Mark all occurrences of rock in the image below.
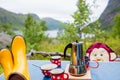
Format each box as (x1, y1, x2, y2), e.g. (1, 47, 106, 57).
(0, 32, 12, 48)
(99, 0, 120, 30)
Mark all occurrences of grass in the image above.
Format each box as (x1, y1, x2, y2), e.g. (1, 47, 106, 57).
(38, 40, 65, 52)
(106, 37, 120, 55)
(0, 65, 3, 74)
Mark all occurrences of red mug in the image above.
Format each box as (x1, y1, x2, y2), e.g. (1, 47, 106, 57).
(40, 64, 57, 77)
(50, 68, 69, 80)
(50, 56, 61, 67)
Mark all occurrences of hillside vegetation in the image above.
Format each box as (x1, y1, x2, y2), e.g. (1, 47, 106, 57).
(99, 0, 120, 30)
(0, 7, 63, 30)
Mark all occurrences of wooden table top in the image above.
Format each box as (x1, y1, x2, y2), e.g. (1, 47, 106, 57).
(65, 64, 91, 80)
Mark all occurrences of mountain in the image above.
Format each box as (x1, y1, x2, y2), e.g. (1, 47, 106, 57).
(0, 7, 63, 30)
(99, 0, 120, 30)
(41, 18, 63, 30)
(0, 7, 40, 28)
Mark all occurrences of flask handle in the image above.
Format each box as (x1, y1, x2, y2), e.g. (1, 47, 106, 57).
(64, 43, 72, 58)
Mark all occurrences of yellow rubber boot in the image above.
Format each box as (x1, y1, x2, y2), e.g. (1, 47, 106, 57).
(9, 36, 31, 80)
(0, 49, 13, 80)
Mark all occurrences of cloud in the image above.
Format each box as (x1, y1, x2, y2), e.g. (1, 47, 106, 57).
(0, 0, 108, 22)
(0, 0, 78, 22)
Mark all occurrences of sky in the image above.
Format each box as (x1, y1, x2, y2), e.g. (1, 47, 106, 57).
(0, 0, 109, 23)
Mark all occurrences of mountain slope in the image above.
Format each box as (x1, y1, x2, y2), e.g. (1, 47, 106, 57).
(41, 18, 63, 30)
(99, 0, 120, 30)
(0, 7, 63, 30)
(0, 7, 40, 28)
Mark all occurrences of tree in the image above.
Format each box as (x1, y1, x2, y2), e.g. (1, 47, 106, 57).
(111, 14, 120, 38)
(87, 20, 107, 42)
(0, 23, 15, 35)
(57, 23, 79, 44)
(72, 0, 90, 38)
(23, 14, 45, 51)
(39, 20, 48, 31)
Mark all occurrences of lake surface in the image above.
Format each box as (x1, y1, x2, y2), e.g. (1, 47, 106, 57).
(14, 30, 59, 38)
(45, 30, 59, 38)
(45, 30, 94, 39)
(15, 30, 94, 39)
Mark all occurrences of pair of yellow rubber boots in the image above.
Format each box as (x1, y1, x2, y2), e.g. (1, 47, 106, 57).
(0, 36, 31, 80)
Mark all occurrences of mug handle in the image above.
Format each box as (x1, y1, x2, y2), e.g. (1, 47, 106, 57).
(63, 73, 69, 80)
(50, 58, 53, 62)
(89, 60, 99, 68)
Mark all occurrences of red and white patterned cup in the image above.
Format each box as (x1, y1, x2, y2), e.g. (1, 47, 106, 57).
(40, 64, 57, 77)
(50, 56, 61, 67)
(50, 68, 69, 80)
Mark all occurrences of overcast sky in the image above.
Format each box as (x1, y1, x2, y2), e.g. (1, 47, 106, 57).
(0, 0, 109, 23)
